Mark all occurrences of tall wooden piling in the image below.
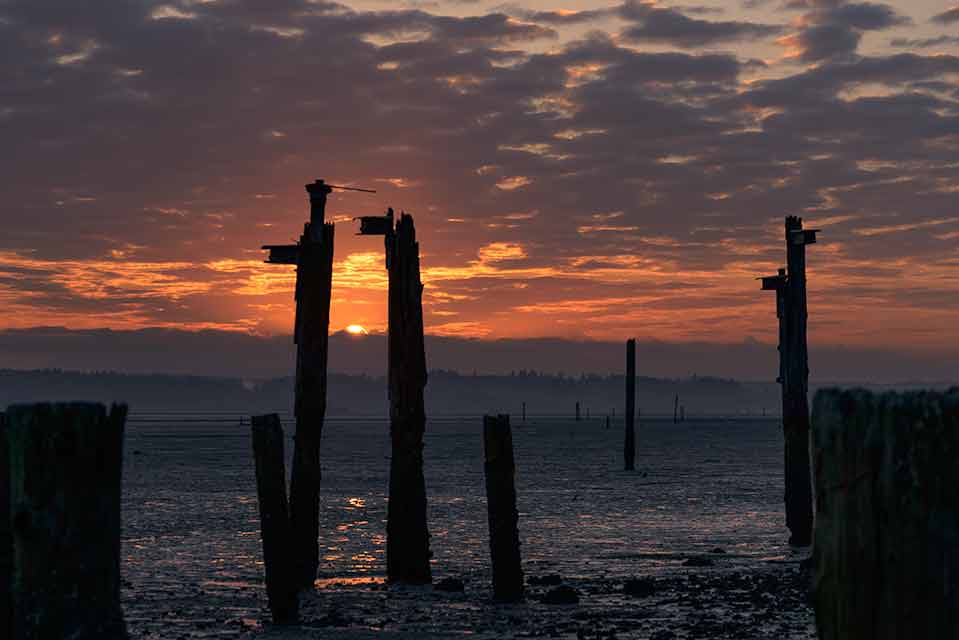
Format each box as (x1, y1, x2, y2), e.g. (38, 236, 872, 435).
(624, 339, 636, 471)
(6, 403, 127, 640)
(761, 217, 818, 546)
(483, 415, 524, 602)
(575, 401, 581, 422)
(386, 212, 432, 584)
(811, 389, 959, 639)
(673, 394, 679, 424)
(251, 414, 298, 624)
(782, 216, 815, 546)
(287, 180, 336, 588)
(1, 412, 10, 639)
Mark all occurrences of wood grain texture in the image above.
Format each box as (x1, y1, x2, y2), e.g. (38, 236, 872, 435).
(289, 220, 334, 589)
(7, 402, 127, 640)
(386, 213, 432, 584)
(812, 389, 959, 640)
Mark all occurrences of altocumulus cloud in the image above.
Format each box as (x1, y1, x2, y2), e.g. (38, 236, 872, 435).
(0, 0, 956, 352)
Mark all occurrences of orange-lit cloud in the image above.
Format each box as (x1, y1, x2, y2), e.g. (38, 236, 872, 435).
(0, 0, 957, 360)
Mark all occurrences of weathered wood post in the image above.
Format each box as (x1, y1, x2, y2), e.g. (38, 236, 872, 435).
(624, 339, 636, 471)
(386, 212, 432, 584)
(680, 406, 685, 422)
(575, 401, 581, 422)
(289, 180, 335, 588)
(251, 414, 298, 624)
(262, 179, 337, 588)
(760, 216, 818, 546)
(673, 394, 679, 424)
(6, 403, 127, 640)
(1, 412, 10, 639)
(811, 389, 959, 639)
(483, 415, 524, 602)
(782, 216, 816, 546)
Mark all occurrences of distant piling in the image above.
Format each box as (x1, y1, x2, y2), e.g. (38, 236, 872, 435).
(673, 394, 679, 424)
(680, 406, 685, 422)
(812, 389, 959, 639)
(386, 212, 432, 584)
(624, 339, 636, 471)
(521, 402, 526, 423)
(6, 403, 128, 639)
(575, 401, 581, 422)
(483, 415, 524, 603)
(251, 414, 298, 624)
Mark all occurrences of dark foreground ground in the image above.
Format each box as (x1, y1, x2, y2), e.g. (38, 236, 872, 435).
(125, 557, 814, 639)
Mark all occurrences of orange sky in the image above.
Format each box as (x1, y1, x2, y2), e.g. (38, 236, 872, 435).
(1, 0, 958, 354)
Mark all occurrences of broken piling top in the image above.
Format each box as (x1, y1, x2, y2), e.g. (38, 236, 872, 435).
(760, 267, 787, 291)
(786, 215, 819, 247)
(305, 179, 333, 226)
(356, 207, 395, 237)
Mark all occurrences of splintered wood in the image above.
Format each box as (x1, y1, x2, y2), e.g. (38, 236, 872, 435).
(386, 213, 432, 584)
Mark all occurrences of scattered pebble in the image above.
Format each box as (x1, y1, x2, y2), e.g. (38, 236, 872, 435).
(542, 585, 580, 605)
(434, 577, 465, 592)
(623, 577, 656, 598)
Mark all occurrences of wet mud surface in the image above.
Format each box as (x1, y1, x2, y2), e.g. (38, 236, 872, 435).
(121, 417, 815, 638)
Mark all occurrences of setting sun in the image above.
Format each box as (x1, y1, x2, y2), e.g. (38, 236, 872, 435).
(345, 324, 368, 335)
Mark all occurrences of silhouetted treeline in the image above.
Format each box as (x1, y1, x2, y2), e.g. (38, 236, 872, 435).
(0, 368, 785, 416)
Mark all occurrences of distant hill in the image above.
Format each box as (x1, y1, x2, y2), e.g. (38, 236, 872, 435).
(1, 327, 955, 385)
(0, 368, 785, 417)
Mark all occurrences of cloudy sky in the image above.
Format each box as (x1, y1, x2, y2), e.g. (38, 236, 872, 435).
(2, 0, 957, 358)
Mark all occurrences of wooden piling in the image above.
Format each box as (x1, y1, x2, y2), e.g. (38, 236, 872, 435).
(6, 403, 127, 640)
(680, 406, 685, 422)
(521, 402, 526, 423)
(288, 181, 335, 588)
(386, 212, 432, 584)
(782, 216, 814, 546)
(673, 394, 679, 424)
(483, 415, 524, 602)
(251, 414, 298, 624)
(575, 401, 581, 422)
(811, 388, 959, 639)
(1, 412, 10, 639)
(624, 339, 636, 471)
